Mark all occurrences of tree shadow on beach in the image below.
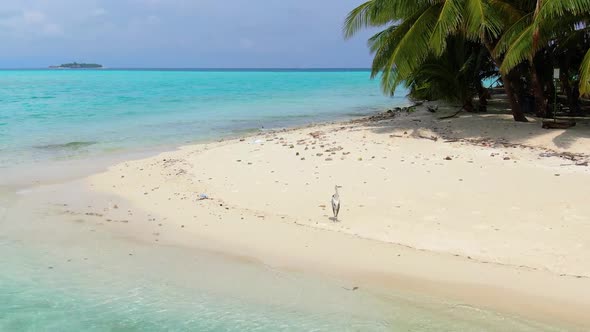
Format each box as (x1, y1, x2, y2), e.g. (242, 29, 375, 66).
(360, 98, 590, 154)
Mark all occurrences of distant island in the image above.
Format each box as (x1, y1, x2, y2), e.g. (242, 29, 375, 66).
(49, 62, 103, 69)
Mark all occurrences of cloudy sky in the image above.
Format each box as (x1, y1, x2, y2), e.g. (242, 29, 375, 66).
(0, 0, 376, 68)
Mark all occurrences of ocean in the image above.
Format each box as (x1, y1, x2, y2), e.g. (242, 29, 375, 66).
(0, 69, 404, 171)
(0, 70, 564, 331)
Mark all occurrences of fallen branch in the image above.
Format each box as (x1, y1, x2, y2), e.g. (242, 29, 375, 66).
(417, 135, 438, 141)
(438, 103, 469, 120)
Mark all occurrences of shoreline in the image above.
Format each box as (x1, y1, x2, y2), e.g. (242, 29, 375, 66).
(5, 185, 562, 331)
(1, 108, 398, 191)
(7, 102, 590, 329)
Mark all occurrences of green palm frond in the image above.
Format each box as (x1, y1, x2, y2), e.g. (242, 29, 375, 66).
(499, 24, 535, 73)
(371, 6, 440, 94)
(414, 63, 459, 89)
(343, 1, 386, 39)
(404, 36, 488, 104)
(537, 0, 590, 19)
(493, 13, 533, 58)
(488, 0, 525, 21)
(459, 52, 478, 75)
(379, 69, 402, 97)
(430, 0, 463, 55)
(384, 5, 439, 69)
(343, 0, 430, 39)
(530, 0, 590, 39)
(580, 49, 590, 96)
(464, 0, 506, 40)
(368, 21, 414, 78)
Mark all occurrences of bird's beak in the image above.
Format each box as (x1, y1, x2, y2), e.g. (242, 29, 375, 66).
(337, 186, 343, 188)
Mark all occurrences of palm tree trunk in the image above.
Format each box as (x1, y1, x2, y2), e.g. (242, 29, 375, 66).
(501, 74, 528, 122)
(559, 61, 573, 113)
(483, 40, 528, 122)
(531, 0, 547, 117)
(476, 80, 489, 112)
(463, 98, 475, 112)
(559, 59, 581, 114)
(530, 65, 547, 117)
(572, 86, 581, 113)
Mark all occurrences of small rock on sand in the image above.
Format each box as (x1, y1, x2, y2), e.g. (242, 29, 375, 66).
(309, 131, 323, 139)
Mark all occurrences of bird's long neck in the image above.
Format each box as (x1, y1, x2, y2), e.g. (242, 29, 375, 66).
(334, 188, 339, 197)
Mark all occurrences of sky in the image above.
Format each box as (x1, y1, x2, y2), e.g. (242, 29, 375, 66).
(0, 0, 377, 68)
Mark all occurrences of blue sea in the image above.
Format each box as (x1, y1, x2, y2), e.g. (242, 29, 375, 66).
(0, 70, 565, 331)
(0, 69, 405, 171)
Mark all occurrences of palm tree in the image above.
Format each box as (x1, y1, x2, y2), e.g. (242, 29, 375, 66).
(405, 36, 497, 112)
(344, 0, 530, 121)
(494, 0, 590, 115)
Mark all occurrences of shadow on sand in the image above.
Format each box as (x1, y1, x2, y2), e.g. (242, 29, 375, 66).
(356, 97, 590, 155)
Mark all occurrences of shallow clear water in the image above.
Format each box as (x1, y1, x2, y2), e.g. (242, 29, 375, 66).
(0, 187, 564, 332)
(0, 69, 405, 169)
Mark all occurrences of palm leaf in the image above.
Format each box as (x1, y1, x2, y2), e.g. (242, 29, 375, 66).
(370, 6, 440, 94)
(368, 22, 414, 76)
(499, 24, 535, 73)
(464, 0, 506, 40)
(343, 1, 385, 39)
(343, 0, 429, 39)
(430, 0, 463, 55)
(580, 49, 590, 96)
(537, 0, 590, 19)
(493, 13, 533, 58)
(382, 5, 439, 77)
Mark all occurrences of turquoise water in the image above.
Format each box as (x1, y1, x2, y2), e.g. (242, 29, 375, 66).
(0, 188, 564, 332)
(0, 69, 405, 169)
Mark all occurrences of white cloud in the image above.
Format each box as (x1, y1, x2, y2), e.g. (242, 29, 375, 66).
(0, 9, 64, 38)
(0, 0, 375, 68)
(23, 10, 45, 24)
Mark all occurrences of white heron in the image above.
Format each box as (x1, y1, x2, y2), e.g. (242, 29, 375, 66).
(331, 185, 342, 221)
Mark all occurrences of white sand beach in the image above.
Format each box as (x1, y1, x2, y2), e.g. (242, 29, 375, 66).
(10, 102, 590, 331)
(43, 102, 589, 329)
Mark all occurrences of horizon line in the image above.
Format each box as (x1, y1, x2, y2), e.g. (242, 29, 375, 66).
(0, 67, 372, 71)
